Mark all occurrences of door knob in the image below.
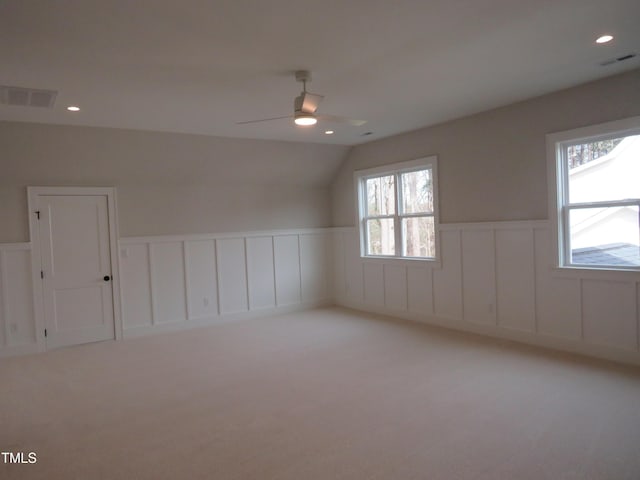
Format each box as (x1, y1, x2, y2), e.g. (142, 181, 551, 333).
(103, 275, 111, 281)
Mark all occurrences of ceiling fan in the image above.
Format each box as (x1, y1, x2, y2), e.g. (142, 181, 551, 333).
(237, 70, 367, 127)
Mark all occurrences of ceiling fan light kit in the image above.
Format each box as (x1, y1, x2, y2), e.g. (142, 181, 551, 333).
(294, 112, 317, 126)
(237, 70, 366, 129)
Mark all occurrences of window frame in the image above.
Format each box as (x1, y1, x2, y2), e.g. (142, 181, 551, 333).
(547, 116, 640, 272)
(354, 156, 439, 262)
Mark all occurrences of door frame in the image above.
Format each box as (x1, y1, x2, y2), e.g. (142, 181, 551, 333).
(28, 186, 123, 351)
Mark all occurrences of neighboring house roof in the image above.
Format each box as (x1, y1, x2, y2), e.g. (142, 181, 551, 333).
(570, 135, 640, 176)
(573, 243, 640, 266)
(568, 135, 640, 239)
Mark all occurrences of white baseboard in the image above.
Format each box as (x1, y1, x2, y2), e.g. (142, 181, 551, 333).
(336, 299, 640, 367)
(0, 342, 41, 359)
(123, 299, 333, 339)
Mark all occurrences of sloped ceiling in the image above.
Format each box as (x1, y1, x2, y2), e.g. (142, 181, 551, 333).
(1, 0, 639, 146)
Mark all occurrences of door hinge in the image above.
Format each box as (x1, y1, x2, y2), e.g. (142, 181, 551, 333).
(41, 270, 44, 279)
(35, 210, 40, 220)
(44, 329, 47, 338)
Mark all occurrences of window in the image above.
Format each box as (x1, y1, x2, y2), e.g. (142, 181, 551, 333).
(355, 157, 438, 260)
(549, 116, 640, 270)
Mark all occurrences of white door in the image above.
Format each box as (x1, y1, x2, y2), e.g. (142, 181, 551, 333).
(37, 194, 115, 349)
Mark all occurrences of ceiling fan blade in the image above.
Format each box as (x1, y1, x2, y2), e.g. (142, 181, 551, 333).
(316, 114, 367, 126)
(236, 115, 292, 125)
(300, 92, 324, 113)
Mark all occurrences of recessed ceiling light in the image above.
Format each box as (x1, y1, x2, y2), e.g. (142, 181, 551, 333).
(596, 35, 613, 44)
(324, 130, 334, 135)
(66, 105, 80, 112)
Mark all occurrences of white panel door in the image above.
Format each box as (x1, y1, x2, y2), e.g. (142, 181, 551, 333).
(39, 195, 115, 349)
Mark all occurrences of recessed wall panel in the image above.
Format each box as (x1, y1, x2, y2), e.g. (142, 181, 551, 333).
(120, 244, 152, 328)
(495, 229, 535, 332)
(344, 230, 364, 303)
(332, 232, 346, 302)
(216, 238, 249, 314)
(363, 263, 385, 308)
(534, 228, 581, 340)
(407, 266, 433, 316)
(246, 237, 276, 310)
(433, 230, 463, 320)
(186, 240, 218, 319)
(1, 250, 36, 345)
(300, 234, 329, 303)
(151, 242, 187, 324)
(274, 235, 301, 306)
(384, 264, 407, 311)
(582, 279, 637, 350)
(461, 230, 496, 325)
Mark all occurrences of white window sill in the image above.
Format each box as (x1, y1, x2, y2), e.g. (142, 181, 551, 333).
(360, 255, 441, 269)
(551, 265, 640, 281)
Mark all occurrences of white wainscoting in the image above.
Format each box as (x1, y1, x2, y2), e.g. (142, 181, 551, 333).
(334, 222, 640, 366)
(3, 223, 640, 365)
(0, 243, 38, 357)
(119, 229, 333, 337)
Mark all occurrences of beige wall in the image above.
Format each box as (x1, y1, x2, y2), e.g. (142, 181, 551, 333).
(0, 123, 349, 242)
(331, 68, 640, 226)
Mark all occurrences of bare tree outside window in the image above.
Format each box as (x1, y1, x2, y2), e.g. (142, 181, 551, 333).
(359, 159, 437, 259)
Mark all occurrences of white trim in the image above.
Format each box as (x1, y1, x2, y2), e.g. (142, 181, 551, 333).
(337, 299, 640, 367)
(27, 186, 124, 350)
(0, 243, 31, 251)
(439, 220, 549, 231)
(354, 156, 440, 262)
(0, 250, 10, 347)
(123, 300, 332, 339)
(546, 116, 640, 272)
(120, 227, 334, 244)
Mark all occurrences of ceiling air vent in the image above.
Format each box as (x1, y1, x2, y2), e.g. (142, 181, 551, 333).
(599, 53, 637, 67)
(0, 86, 58, 108)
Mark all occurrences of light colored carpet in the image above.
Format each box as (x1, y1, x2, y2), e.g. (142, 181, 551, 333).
(1, 307, 640, 480)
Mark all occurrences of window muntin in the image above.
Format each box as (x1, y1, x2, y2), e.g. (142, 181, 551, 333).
(555, 127, 640, 269)
(357, 158, 438, 260)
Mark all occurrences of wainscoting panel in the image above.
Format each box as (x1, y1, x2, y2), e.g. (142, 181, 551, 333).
(119, 244, 153, 328)
(495, 229, 536, 332)
(433, 230, 463, 321)
(216, 238, 249, 315)
(384, 264, 408, 312)
(185, 240, 218, 320)
(4, 223, 639, 365)
(246, 237, 276, 311)
(363, 263, 385, 308)
(582, 279, 637, 351)
(407, 266, 433, 315)
(533, 229, 581, 340)
(332, 231, 346, 302)
(151, 241, 188, 324)
(334, 221, 640, 366)
(461, 229, 496, 326)
(273, 235, 301, 307)
(0, 244, 36, 353)
(119, 229, 333, 338)
(299, 234, 329, 303)
(344, 229, 364, 303)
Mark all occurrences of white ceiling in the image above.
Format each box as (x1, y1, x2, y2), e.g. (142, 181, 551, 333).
(1, 0, 639, 146)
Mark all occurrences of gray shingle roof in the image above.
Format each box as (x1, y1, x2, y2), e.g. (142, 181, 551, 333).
(572, 243, 640, 266)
